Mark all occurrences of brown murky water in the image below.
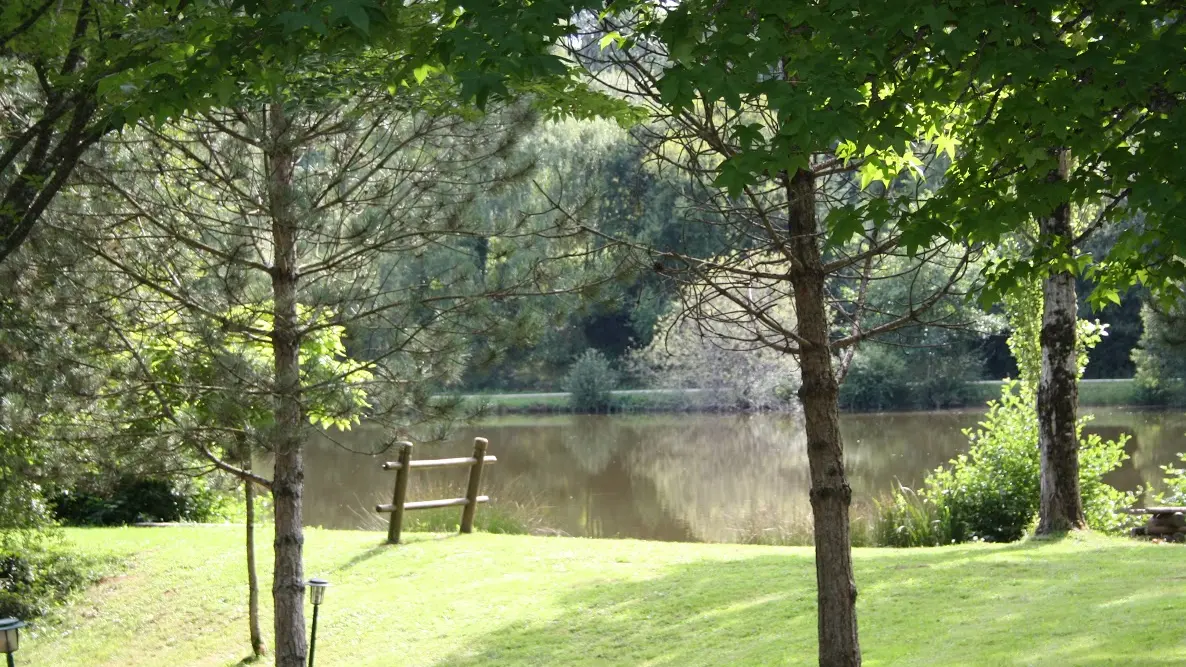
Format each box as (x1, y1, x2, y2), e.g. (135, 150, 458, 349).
(290, 408, 1186, 543)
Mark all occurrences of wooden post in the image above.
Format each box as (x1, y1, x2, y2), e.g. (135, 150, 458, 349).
(387, 441, 413, 544)
(460, 437, 488, 534)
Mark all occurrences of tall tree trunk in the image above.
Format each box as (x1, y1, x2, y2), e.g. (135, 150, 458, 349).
(266, 101, 308, 667)
(245, 460, 266, 657)
(1036, 149, 1085, 534)
(786, 168, 860, 667)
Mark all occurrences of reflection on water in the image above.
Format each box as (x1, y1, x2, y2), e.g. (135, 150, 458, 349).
(284, 408, 1186, 543)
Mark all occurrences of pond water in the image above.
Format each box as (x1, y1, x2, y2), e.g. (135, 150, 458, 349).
(291, 408, 1186, 543)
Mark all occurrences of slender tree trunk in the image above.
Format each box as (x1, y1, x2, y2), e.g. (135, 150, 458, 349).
(266, 101, 308, 667)
(786, 168, 860, 667)
(245, 460, 266, 657)
(1036, 149, 1085, 534)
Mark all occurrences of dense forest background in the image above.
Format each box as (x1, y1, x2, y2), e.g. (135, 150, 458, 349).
(448, 119, 1152, 402)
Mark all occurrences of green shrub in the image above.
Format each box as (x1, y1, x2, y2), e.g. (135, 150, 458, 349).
(912, 353, 980, 409)
(1079, 424, 1140, 533)
(930, 384, 1042, 542)
(876, 381, 1136, 545)
(1131, 374, 1183, 406)
(1150, 453, 1186, 506)
(1132, 303, 1186, 406)
(51, 475, 231, 526)
(0, 432, 54, 532)
(0, 538, 112, 619)
(838, 346, 908, 411)
(839, 344, 983, 412)
(563, 349, 618, 413)
(877, 290, 1138, 546)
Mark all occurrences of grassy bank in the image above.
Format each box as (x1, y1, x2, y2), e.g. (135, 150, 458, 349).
(460, 388, 713, 413)
(467, 378, 1152, 414)
(966, 378, 1146, 408)
(27, 526, 1185, 666)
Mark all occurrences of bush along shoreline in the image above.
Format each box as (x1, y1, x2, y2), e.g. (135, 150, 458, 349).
(875, 300, 1145, 547)
(874, 380, 1138, 547)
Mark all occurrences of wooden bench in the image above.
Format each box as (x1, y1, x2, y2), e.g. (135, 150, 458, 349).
(1123, 506, 1186, 539)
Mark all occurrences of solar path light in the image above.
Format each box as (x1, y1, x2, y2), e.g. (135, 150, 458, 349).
(0, 618, 26, 667)
(307, 578, 329, 666)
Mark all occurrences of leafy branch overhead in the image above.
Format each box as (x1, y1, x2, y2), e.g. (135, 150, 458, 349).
(115, 305, 372, 435)
(0, 0, 639, 266)
(597, 0, 1183, 306)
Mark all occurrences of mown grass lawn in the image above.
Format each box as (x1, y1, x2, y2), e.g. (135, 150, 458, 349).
(24, 526, 1186, 666)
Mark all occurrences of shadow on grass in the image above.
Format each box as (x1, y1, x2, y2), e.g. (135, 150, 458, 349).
(333, 533, 465, 574)
(333, 542, 393, 574)
(430, 541, 1182, 666)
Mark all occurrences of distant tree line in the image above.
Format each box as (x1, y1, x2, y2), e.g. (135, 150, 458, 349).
(452, 130, 1155, 403)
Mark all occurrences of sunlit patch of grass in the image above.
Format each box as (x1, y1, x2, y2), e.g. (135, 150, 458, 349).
(26, 527, 1185, 667)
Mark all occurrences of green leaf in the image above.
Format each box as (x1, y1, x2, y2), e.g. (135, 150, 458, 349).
(933, 132, 960, 161)
(858, 160, 891, 190)
(827, 209, 864, 248)
(656, 67, 695, 111)
(713, 158, 750, 198)
(346, 5, 370, 34)
(732, 123, 763, 151)
(599, 31, 623, 50)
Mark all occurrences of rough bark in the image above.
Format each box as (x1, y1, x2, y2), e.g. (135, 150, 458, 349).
(266, 101, 308, 667)
(786, 168, 861, 667)
(245, 464, 266, 657)
(1036, 149, 1085, 534)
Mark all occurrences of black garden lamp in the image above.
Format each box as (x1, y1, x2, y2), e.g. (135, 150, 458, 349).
(0, 618, 27, 667)
(306, 578, 329, 667)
